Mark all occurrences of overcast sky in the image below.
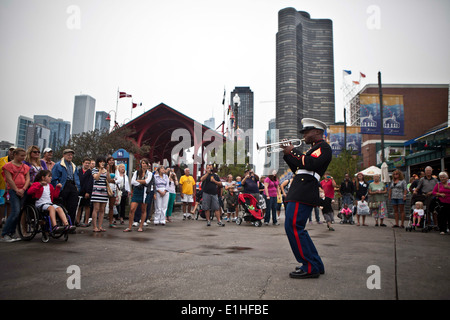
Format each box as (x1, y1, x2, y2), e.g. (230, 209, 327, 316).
(0, 0, 449, 171)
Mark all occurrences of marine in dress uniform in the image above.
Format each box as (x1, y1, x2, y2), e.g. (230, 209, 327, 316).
(282, 118, 332, 279)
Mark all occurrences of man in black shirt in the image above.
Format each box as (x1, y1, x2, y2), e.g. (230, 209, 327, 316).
(281, 118, 332, 279)
(340, 173, 355, 206)
(200, 164, 225, 227)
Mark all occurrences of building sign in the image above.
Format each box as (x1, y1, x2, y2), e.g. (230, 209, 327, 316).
(360, 94, 405, 135)
(328, 125, 361, 155)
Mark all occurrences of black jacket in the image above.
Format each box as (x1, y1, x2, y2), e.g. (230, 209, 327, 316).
(283, 140, 332, 206)
(77, 167, 93, 196)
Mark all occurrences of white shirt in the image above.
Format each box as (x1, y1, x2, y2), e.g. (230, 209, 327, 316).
(115, 171, 131, 193)
(35, 185, 52, 208)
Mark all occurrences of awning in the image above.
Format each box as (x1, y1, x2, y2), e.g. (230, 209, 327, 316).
(404, 126, 450, 146)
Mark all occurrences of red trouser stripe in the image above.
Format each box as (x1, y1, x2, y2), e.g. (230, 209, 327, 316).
(293, 202, 312, 273)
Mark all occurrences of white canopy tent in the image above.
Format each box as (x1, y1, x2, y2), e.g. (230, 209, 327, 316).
(357, 165, 382, 176)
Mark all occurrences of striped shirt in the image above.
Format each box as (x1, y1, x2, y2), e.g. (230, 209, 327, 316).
(91, 167, 108, 203)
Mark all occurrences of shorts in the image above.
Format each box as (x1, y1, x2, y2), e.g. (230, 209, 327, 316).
(40, 204, 61, 212)
(131, 187, 145, 203)
(323, 212, 333, 223)
(391, 198, 405, 205)
(201, 192, 219, 211)
(181, 194, 194, 203)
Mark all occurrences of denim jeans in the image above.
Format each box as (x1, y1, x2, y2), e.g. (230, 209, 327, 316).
(264, 196, 278, 224)
(309, 206, 321, 222)
(1, 190, 25, 237)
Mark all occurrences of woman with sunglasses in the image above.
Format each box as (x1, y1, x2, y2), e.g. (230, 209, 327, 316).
(23, 145, 47, 183)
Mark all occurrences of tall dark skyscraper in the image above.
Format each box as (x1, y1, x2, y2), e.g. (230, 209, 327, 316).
(231, 86, 254, 164)
(230, 86, 254, 132)
(276, 8, 335, 172)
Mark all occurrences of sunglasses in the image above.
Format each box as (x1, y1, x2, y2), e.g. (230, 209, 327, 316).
(32, 150, 40, 154)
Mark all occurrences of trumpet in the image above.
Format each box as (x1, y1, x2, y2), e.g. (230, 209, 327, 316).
(256, 139, 305, 154)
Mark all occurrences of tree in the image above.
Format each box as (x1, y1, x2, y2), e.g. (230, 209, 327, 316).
(213, 140, 250, 178)
(327, 149, 360, 186)
(53, 128, 150, 165)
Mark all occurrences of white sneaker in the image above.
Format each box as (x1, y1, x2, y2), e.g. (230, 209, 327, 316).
(132, 222, 139, 227)
(1, 235, 21, 242)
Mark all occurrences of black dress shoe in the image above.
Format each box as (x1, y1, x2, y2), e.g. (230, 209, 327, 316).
(295, 266, 325, 274)
(289, 269, 320, 279)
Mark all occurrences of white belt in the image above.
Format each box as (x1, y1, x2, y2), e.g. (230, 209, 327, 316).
(296, 169, 320, 181)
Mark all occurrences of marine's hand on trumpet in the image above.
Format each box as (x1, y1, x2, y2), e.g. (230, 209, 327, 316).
(280, 139, 294, 155)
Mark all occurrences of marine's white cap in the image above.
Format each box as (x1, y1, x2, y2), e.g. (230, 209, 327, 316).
(299, 118, 328, 133)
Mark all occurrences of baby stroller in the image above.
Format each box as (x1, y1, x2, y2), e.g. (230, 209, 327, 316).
(339, 204, 355, 224)
(235, 194, 264, 227)
(406, 195, 434, 233)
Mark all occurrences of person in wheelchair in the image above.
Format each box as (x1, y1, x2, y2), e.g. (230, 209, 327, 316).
(27, 170, 75, 234)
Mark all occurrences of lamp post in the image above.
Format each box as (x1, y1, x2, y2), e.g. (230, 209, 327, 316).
(233, 93, 240, 164)
(106, 110, 117, 132)
(378, 71, 385, 163)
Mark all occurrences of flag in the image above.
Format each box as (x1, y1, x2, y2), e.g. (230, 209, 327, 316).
(119, 92, 132, 98)
(360, 72, 366, 78)
(132, 102, 137, 108)
(343, 70, 352, 76)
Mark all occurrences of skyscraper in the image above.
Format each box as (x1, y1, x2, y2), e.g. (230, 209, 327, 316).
(95, 111, 111, 132)
(230, 86, 254, 164)
(15, 115, 33, 149)
(34, 115, 71, 150)
(264, 118, 279, 175)
(230, 87, 254, 132)
(276, 8, 335, 171)
(72, 95, 96, 135)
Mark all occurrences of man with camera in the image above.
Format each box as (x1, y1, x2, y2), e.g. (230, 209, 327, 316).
(200, 164, 225, 227)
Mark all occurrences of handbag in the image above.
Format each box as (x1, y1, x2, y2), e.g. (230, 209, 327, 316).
(106, 182, 114, 197)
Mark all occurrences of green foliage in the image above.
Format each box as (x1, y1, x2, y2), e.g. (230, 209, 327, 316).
(53, 127, 150, 165)
(327, 149, 360, 185)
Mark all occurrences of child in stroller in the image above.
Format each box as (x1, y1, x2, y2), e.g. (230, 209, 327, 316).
(235, 193, 264, 227)
(340, 203, 354, 224)
(412, 201, 424, 227)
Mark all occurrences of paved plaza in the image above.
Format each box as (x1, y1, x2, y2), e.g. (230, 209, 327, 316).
(0, 210, 449, 301)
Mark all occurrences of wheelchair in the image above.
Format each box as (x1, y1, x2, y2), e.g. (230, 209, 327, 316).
(17, 199, 73, 243)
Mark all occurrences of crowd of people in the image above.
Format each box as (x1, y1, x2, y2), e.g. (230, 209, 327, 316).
(1, 145, 449, 242)
(331, 167, 450, 235)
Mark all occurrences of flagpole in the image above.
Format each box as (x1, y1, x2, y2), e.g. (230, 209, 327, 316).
(116, 87, 119, 123)
(222, 87, 226, 136)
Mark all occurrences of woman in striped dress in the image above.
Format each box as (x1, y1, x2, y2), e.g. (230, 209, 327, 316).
(91, 157, 111, 232)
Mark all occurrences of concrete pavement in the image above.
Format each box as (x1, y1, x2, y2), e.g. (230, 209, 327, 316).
(0, 209, 449, 301)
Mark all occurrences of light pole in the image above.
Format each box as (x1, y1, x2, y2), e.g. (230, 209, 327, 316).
(233, 93, 240, 164)
(378, 71, 385, 163)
